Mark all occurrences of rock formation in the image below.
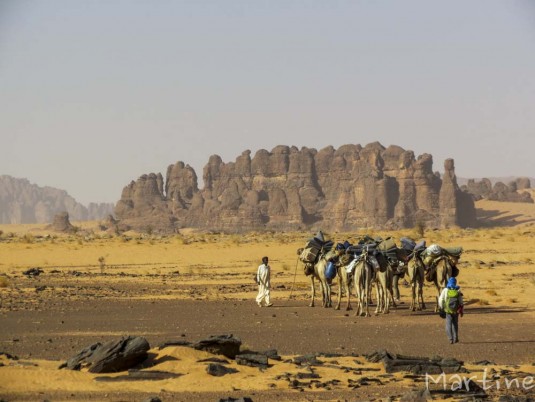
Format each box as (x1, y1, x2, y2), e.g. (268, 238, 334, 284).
(48, 212, 76, 233)
(0, 175, 115, 223)
(115, 143, 478, 233)
(462, 177, 533, 203)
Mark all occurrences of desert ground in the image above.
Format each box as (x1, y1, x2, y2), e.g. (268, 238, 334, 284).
(1, 197, 535, 401)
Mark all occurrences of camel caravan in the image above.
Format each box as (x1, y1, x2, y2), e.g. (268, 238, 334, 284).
(297, 231, 463, 315)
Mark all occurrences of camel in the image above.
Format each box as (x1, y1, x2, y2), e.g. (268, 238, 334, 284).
(406, 251, 427, 311)
(352, 247, 376, 317)
(425, 254, 456, 312)
(309, 248, 340, 308)
(334, 253, 354, 311)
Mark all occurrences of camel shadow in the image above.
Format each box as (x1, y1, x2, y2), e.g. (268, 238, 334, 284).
(476, 208, 535, 227)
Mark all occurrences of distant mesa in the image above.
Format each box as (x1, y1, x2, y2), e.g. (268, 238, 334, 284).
(115, 142, 478, 233)
(0, 175, 114, 224)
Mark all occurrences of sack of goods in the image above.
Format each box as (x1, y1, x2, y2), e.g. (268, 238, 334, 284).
(325, 261, 337, 280)
(400, 237, 416, 252)
(444, 247, 463, 259)
(299, 230, 333, 264)
(421, 244, 443, 266)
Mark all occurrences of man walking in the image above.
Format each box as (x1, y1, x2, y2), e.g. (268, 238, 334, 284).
(438, 277, 464, 344)
(256, 256, 273, 307)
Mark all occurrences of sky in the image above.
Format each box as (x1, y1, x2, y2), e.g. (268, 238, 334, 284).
(1, 0, 534, 205)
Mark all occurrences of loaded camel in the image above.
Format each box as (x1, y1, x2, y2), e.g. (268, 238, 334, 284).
(299, 247, 341, 308)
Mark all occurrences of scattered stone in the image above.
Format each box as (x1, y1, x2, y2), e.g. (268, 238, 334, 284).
(235, 353, 268, 369)
(296, 372, 320, 379)
(218, 398, 253, 402)
(0, 352, 18, 360)
(474, 359, 496, 365)
(158, 339, 192, 349)
(206, 363, 238, 377)
(59, 336, 150, 373)
(262, 349, 281, 361)
(400, 388, 432, 402)
(197, 357, 230, 364)
(35, 285, 47, 292)
(143, 397, 162, 402)
(366, 350, 464, 374)
(293, 354, 323, 366)
(95, 370, 181, 382)
(23, 267, 43, 277)
(193, 334, 241, 359)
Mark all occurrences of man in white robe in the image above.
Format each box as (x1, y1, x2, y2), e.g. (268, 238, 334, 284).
(256, 256, 272, 307)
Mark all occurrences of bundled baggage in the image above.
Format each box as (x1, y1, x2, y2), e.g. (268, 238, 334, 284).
(376, 237, 399, 266)
(421, 244, 463, 267)
(325, 261, 337, 280)
(400, 237, 416, 252)
(298, 230, 333, 265)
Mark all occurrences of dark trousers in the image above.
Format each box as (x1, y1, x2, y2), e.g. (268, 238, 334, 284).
(392, 274, 400, 300)
(445, 313, 459, 342)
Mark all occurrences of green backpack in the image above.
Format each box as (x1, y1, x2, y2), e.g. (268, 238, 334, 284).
(444, 289, 460, 314)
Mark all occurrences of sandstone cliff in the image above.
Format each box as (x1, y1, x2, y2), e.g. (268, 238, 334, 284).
(0, 175, 115, 224)
(115, 143, 477, 233)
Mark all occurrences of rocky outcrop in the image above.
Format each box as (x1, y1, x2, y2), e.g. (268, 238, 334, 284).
(462, 177, 533, 203)
(0, 175, 114, 223)
(48, 212, 76, 233)
(115, 143, 477, 232)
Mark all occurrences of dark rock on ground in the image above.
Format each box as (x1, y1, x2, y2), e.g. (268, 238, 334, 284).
(400, 388, 432, 402)
(158, 339, 192, 349)
(474, 359, 495, 365)
(235, 353, 268, 368)
(23, 267, 43, 277)
(293, 354, 324, 366)
(261, 349, 281, 361)
(365, 350, 464, 374)
(193, 334, 241, 359)
(206, 363, 238, 376)
(59, 336, 150, 373)
(95, 369, 181, 382)
(142, 397, 162, 402)
(197, 357, 230, 364)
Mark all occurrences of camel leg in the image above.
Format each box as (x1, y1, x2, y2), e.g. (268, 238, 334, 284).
(384, 276, 390, 314)
(345, 275, 352, 311)
(374, 283, 381, 315)
(410, 277, 416, 311)
(418, 278, 426, 310)
(323, 280, 331, 308)
(434, 279, 441, 312)
(335, 274, 341, 310)
(309, 277, 315, 307)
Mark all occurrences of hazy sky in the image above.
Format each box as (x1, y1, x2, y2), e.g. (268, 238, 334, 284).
(1, 1, 534, 205)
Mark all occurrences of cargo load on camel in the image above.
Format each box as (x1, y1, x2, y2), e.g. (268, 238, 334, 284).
(298, 231, 334, 276)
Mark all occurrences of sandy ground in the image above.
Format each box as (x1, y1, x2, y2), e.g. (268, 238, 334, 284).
(1, 198, 535, 401)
